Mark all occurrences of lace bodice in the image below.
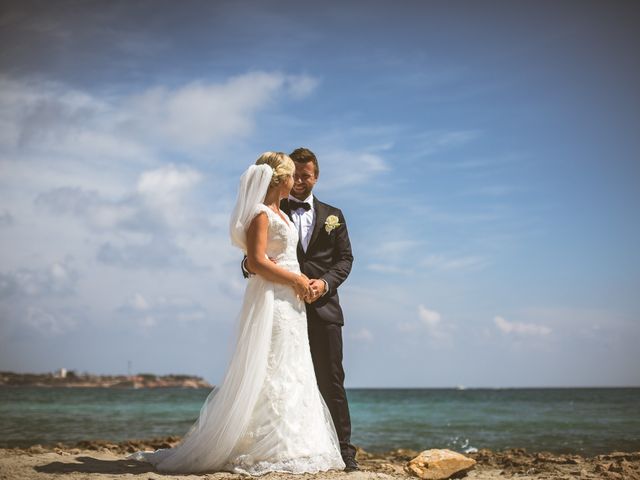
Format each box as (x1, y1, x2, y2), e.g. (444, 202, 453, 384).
(255, 204, 300, 274)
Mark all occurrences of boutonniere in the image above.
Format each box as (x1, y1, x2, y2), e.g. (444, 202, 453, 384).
(324, 215, 341, 234)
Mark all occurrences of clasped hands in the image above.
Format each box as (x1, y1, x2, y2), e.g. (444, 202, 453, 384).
(259, 256, 324, 303)
(292, 274, 326, 304)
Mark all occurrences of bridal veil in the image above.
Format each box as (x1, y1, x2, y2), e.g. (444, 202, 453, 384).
(127, 164, 277, 473)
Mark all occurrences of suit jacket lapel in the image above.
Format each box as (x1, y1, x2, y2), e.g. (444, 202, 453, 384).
(306, 197, 325, 253)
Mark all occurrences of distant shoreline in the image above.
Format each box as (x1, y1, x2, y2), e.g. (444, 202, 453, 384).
(0, 371, 213, 389)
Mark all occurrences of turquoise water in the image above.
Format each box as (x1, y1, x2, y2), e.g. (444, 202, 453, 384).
(1, 387, 638, 455)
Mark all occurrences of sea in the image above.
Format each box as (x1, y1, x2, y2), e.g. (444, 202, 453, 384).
(1, 387, 638, 455)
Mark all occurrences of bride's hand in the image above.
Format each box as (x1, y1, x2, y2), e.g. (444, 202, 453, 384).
(292, 274, 310, 300)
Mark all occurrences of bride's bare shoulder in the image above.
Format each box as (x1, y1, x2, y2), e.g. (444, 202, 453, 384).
(248, 210, 268, 228)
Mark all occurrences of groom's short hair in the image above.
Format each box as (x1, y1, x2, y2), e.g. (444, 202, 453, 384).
(290, 147, 319, 178)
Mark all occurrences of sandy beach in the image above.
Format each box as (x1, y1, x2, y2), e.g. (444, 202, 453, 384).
(1, 437, 638, 480)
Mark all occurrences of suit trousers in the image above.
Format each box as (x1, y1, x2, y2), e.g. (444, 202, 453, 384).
(307, 320, 356, 460)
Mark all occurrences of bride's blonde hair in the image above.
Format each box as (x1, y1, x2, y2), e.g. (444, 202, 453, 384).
(255, 152, 295, 188)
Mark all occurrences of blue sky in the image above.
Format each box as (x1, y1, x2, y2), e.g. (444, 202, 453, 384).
(1, 0, 638, 387)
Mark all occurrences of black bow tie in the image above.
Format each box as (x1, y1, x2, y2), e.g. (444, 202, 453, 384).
(288, 199, 311, 211)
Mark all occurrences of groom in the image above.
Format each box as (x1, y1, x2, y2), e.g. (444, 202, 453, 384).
(242, 147, 358, 471)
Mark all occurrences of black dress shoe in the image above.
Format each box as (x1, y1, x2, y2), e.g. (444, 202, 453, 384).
(343, 456, 359, 472)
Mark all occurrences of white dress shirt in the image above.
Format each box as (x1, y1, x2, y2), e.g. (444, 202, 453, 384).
(288, 193, 314, 253)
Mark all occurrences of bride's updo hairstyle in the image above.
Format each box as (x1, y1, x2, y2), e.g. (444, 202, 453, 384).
(255, 152, 295, 188)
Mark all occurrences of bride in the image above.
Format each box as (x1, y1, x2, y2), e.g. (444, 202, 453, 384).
(127, 152, 346, 475)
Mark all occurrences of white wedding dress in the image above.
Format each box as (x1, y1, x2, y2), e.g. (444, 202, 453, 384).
(127, 165, 345, 475)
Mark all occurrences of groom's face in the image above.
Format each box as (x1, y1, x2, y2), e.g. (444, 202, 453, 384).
(291, 161, 317, 200)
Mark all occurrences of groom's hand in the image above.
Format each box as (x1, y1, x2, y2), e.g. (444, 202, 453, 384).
(305, 279, 327, 303)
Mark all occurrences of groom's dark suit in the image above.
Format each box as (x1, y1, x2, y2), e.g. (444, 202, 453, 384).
(243, 196, 356, 460)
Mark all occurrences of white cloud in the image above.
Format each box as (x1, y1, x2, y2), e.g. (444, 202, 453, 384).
(374, 240, 421, 257)
(136, 164, 202, 198)
(285, 74, 320, 99)
(458, 185, 523, 197)
(0, 71, 319, 162)
(427, 152, 526, 170)
(396, 322, 415, 333)
(512, 306, 637, 342)
(349, 327, 374, 342)
(422, 254, 488, 271)
(359, 153, 389, 172)
(414, 129, 481, 157)
(318, 150, 390, 190)
(0, 258, 83, 337)
(33, 163, 214, 270)
(136, 164, 202, 224)
(24, 306, 77, 335)
(127, 293, 150, 311)
(117, 293, 208, 329)
(365, 240, 422, 274)
(367, 263, 411, 274)
(0, 258, 78, 298)
(3, 71, 316, 278)
(0, 76, 149, 164)
(417, 205, 505, 225)
(36, 162, 203, 235)
(494, 315, 552, 336)
(125, 77, 264, 149)
(96, 237, 196, 270)
(398, 304, 451, 341)
(419, 304, 442, 329)
(123, 72, 318, 150)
